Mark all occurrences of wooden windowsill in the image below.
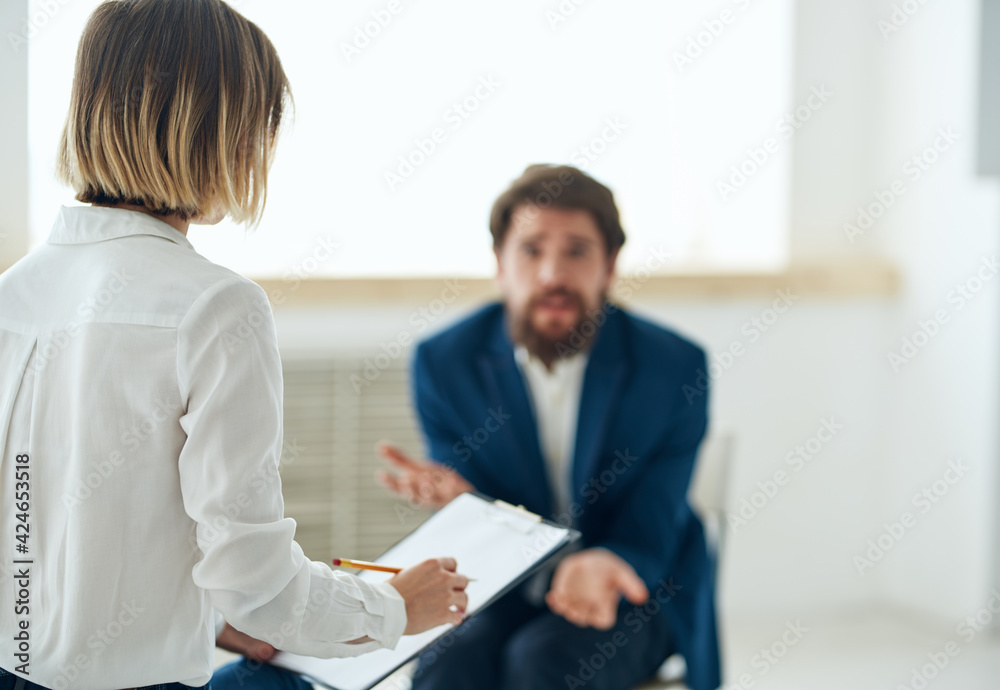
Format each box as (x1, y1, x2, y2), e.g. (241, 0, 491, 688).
(252, 257, 900, 308)
(0, 257, 900, 306)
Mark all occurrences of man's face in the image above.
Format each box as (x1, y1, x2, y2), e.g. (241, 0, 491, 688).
(495, 204, 617, 362)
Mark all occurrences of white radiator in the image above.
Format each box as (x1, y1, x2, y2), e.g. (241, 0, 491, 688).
(278, 357, 430, 563)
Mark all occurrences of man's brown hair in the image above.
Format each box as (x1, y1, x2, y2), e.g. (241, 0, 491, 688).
(489, 164, 626, 255)
(56, 0, 291, 226)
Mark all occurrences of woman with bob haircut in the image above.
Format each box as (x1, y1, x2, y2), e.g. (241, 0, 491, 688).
(0, 2, 468, 688)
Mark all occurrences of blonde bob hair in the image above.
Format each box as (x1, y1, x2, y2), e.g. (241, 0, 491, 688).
(57, 0, 291, 226)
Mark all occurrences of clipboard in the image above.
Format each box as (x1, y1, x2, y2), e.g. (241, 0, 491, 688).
(270, 492, 580, 690)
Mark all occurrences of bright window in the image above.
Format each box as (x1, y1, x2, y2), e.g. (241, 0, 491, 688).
(29, 0, 794, 277)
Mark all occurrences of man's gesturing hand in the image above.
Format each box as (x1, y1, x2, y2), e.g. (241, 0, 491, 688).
(545, 549, 649, 630)
(388, 557, 470, 634)
(375, 441, 474, 510)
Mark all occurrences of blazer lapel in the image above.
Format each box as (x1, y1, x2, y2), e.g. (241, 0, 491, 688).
(476, 318, 553, 516)
(572, 307, 629, 502)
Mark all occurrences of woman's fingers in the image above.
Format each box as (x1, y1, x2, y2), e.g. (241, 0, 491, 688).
(451, 589, 469, 613)
(216, 623, 276, 662)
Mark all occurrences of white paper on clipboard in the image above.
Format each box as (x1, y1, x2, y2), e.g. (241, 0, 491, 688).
(270, 493, 579, 690)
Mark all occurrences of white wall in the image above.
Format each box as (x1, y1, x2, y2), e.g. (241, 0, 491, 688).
(272, 292, 899, 623)
(868, 0, 999, 621)
(785, 0, 999, 623)
(5, 0, 994, 628)
(656, 0, 1000, 625)
(272, 0, 1000, 627)
(0, 0, 29, 267)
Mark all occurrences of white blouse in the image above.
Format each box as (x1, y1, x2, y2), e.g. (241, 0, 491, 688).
(0, 206, 405, 689)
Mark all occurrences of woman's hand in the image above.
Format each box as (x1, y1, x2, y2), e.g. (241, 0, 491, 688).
(388, 557, 471, 634)
(215, 622, 276, 662)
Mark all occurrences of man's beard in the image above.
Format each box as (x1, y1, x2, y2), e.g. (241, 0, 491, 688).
(508, 288, 607, 367)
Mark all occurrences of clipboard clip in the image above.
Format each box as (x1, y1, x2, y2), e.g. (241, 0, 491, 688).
(484, 500, 542, 534)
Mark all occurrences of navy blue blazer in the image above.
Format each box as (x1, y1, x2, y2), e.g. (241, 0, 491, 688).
(411, 302, 721, 690)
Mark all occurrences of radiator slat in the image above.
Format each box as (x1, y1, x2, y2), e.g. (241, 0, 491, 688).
(279, 357, 430, 562)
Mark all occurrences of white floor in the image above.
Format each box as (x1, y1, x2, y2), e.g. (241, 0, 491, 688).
(213, 607, 1000, 689)
(714, 607, 1000, 690)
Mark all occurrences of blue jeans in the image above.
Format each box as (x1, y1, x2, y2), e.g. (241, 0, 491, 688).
(0, 667, 209, 689)
(0, 660, 312, 690)
(211, 659, 313, 690)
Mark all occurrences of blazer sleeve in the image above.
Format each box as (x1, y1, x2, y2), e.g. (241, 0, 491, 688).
(596, 347, 709, 590)
(412, 342, 464, 470)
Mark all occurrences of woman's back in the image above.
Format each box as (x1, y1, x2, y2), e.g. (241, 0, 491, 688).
(0, 3, 470, 686)
(0, 204, 292, 688)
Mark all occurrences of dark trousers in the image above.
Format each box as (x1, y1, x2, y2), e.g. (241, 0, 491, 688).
(0, 668, 209, 690)
(211, 658, 313, 690)
(412, 587, 674, 690)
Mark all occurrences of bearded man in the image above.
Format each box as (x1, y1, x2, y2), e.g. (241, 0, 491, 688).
(377, 164, 722, 690)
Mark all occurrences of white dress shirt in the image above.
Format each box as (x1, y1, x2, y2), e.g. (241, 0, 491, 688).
(0, 206, 405, 689)
(513, 346, 588, 516)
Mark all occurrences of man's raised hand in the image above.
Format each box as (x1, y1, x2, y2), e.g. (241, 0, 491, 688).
(375, 441, 474, 510)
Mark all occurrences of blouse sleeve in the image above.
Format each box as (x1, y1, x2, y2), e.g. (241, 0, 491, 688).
(176, 277, 406, 657)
